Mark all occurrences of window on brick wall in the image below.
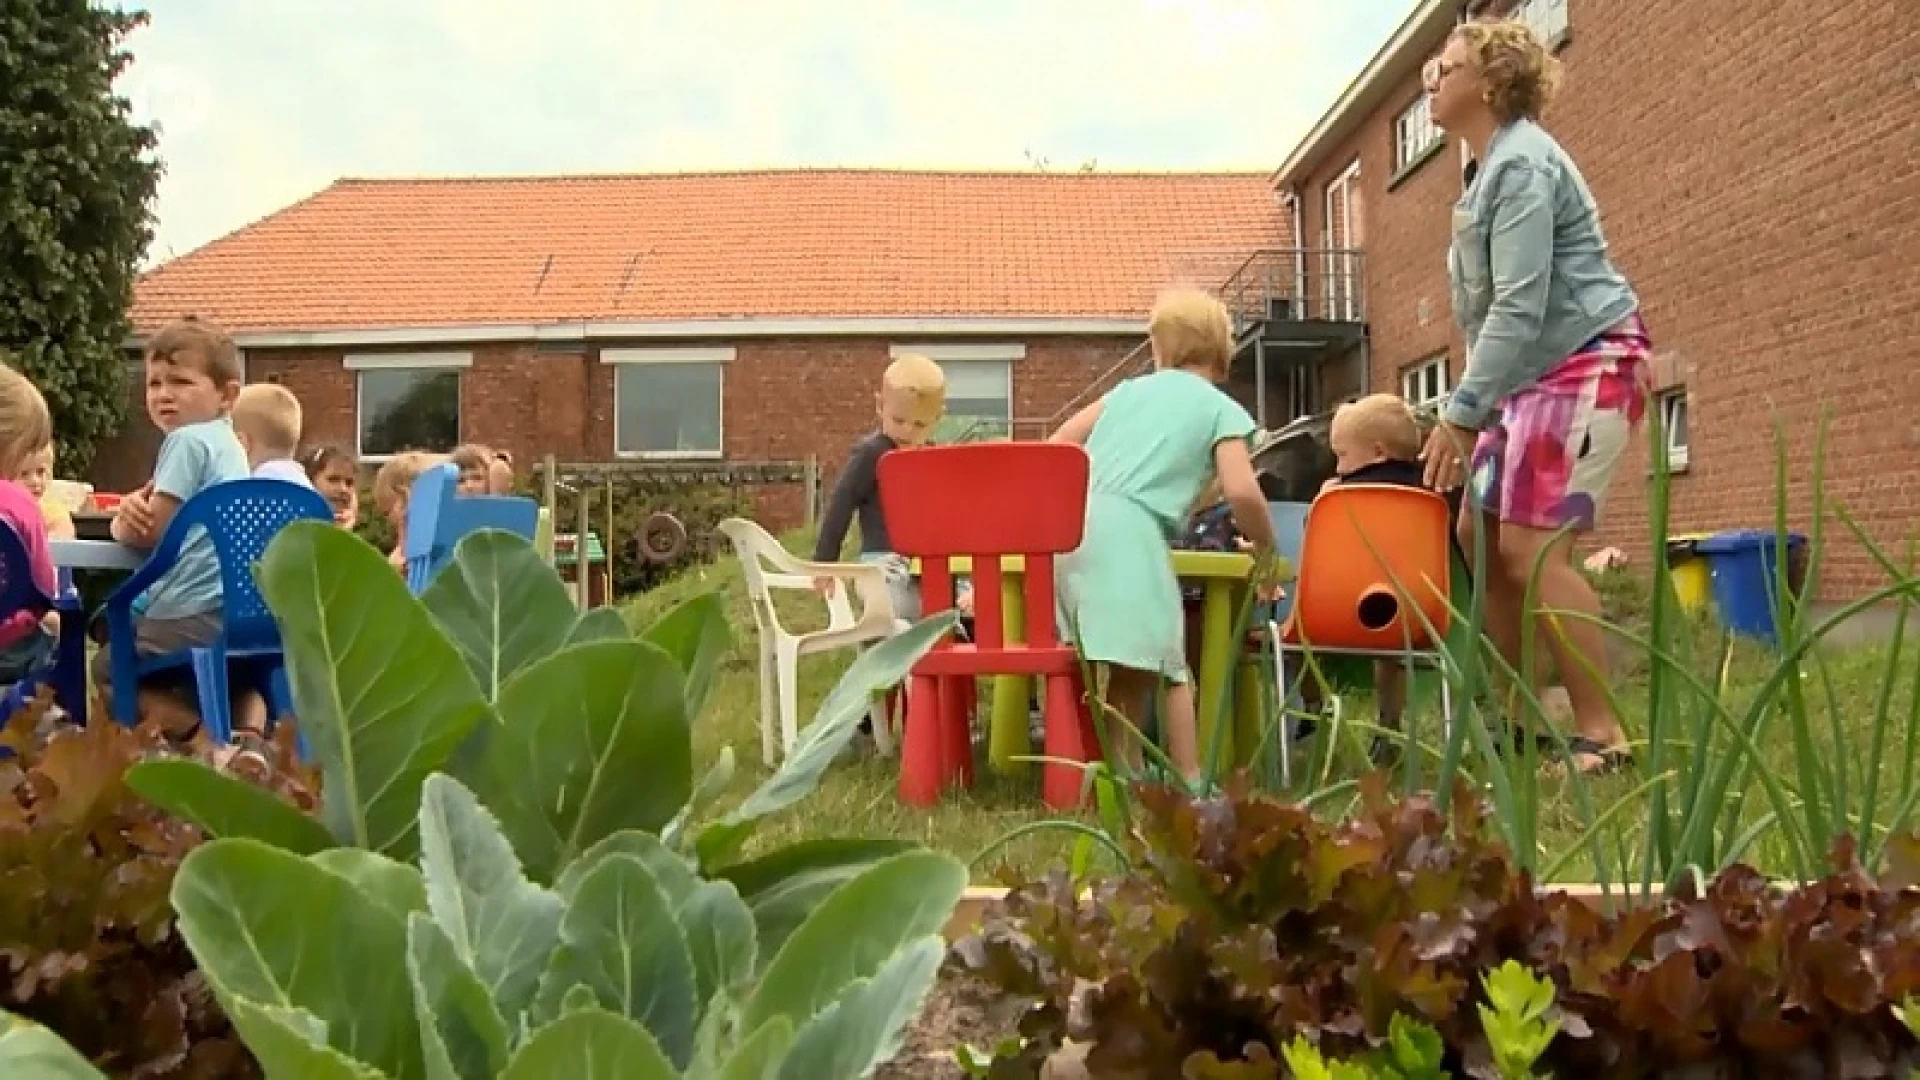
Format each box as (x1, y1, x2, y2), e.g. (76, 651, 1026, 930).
(346, 351, 469, 459)
(1394, 94, 1443, 173)
(1510, 0, 1570, 47)
(893, 344, 1018, 443)
(1657, 388, 1690, 472)
(607, 347, 728, 458)
(1400, 354, 1451, 411)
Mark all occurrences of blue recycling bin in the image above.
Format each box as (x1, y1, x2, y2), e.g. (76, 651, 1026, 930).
(1697, 529, 1806, 644)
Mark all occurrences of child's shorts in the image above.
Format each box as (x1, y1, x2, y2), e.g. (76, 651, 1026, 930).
(88, 610, 224, 688)
(0, 628, 56, 685)
(857, 552, 921, 623)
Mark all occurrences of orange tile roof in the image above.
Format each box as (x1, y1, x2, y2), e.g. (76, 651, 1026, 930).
(131, 170, 1288, 335)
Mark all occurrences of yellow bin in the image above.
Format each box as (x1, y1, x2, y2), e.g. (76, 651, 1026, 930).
(1665, 532, 1712, 614)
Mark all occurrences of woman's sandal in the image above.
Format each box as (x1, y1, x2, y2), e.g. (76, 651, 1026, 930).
(1557, 736, 1634, 776)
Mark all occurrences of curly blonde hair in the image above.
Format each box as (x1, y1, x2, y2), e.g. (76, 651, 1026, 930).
(1452, 18, 1561, 121)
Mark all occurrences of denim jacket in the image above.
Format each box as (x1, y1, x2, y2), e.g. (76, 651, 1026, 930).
(1446, 118, 1640, 430)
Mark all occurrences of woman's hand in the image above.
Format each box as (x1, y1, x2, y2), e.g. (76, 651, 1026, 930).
(1420, 421, 1478, 492)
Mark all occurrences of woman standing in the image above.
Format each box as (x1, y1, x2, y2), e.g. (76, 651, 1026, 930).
(1419, 19, 1648, 775)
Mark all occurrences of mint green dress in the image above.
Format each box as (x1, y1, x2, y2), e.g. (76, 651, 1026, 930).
(1057, 369, 1256, 682)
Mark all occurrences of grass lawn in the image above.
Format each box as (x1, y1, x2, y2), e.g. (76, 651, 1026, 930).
(624, 532, 1918, 886)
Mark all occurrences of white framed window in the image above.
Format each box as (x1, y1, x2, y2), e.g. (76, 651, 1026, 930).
(606, 347, 729, 459)
(345, 351, 470, 460)
(891, 344, 1018, 443)
(1393, 94, 1442, 172)
(1658, 388, 1690, 472)
(1400, 354, 1451, 409)
(1511, 0, 1570, 47)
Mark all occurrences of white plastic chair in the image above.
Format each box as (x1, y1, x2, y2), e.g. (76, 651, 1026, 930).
(717, 518, 907, 765)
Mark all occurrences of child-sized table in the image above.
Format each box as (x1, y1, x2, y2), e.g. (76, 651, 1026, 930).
(915, 550, 1293, 773)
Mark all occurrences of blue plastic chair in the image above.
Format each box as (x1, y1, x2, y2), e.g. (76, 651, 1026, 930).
(103, 478, 334, 740)
(1261, 501, 1312, 625)
(403, 463, 540, 594)
(0, 523, 87, 725)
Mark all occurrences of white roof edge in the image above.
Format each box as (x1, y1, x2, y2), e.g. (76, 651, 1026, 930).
(122, 315, 1150, 350)
(1269, 0, 1456, 189)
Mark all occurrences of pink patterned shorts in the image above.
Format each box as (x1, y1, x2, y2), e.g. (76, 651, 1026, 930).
(1467, 314, 1653, 532)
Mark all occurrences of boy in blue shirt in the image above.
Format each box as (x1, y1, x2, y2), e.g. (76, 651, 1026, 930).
(95, 316, 253, 734)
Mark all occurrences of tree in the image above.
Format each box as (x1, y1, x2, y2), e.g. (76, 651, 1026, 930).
(0, 1, 160, 473)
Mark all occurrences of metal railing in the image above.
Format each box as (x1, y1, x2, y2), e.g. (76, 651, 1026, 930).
(1218, 247, 1367, 328)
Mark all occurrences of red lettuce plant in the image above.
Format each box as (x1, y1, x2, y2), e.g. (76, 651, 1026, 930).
(0, 695, 308, 1078)
(956, 775, 1920, 1078)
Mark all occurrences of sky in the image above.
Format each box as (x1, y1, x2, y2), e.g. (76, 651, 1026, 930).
(117, 0, 1417, 264)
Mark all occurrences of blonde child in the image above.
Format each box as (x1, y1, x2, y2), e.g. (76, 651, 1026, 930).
(0, 367, 61, 684)
(99, 316, 254, 733)
(449, 444, 495, 495)
(486, 449, 515, 495)
(373, 451, 443, 570)
(811, 354, 947, 621)
(1050, 287, 1280, 782)
(15, 441, 75, 541)
(231, 383, 312, 487)
(1323, 392, 1469, 763)
(300, 444, 360, 528)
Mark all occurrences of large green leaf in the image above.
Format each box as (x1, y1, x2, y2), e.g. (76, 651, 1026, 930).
(0, 1011, 108, 1079)
(171, 838, 424, 1080)
(639, 591, 732, 723)
(555, 830, 701, 907)
(421, 530, 579, 699)
(713, 1018, 793, 1080)
(777, 936, 946, 1080)
(474, 640, 692, 882)
(499, 1009, 679, 1080)
(711, 837, 914, 967)
(417, 774, 563, 1026)
(565, 606, 631, 647)
(407, 915, 511, 1080)
(312, 848, 428, 920)
(533, 854, 700, 1068)
(125, 757, 335, 855)
(662, 746, 735, 851)
(721, 614, 953, 828)
(224, 1001, 391, 1080)
(260, 521, 491, 857)
(743, 850, 966, 1033)
(678, 880, 758, 1005)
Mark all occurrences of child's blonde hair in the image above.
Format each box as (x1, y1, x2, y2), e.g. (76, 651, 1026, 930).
(232, 383, 303, 458)
(449, 443, 493, 475)
(0, 366, 51, 477)
(145, 315, 244, 384)
(1149, 287, 1233, 379)
(880, 354, 947, 416)
(372, 451, 443, 516)
(1333, 393, 1424, 460)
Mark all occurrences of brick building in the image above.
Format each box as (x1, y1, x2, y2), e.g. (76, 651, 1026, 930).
(1252, 0, 1919, 598)
(111, 171, 1287, 524)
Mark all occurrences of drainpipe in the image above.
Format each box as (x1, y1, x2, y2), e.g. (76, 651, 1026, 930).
(1254, 338, 1268, 428)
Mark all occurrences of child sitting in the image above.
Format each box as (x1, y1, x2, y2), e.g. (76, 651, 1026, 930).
(99, 316, 254, 734)
(810, 354, 947, 622)
(0, 367, 61, 684)
(15, 440, 75, 542)
(1052, 287, 1280, 782)
(232, 384, 312, 487)
(450, 444, 496, 496)
(373, 451, 443, 570)
(1322, 393, 1467, 763)
(301, 444, 360, 528)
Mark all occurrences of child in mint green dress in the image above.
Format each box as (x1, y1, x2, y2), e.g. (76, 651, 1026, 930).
(1050, 287, 1280, 780)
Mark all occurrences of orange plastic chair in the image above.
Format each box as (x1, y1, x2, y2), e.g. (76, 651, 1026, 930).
(1274, 483, 1455, 782)
(876, 442, 1096, 809)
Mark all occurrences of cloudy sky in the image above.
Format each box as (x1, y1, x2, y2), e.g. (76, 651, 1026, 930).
(119, 0, 1416, 263)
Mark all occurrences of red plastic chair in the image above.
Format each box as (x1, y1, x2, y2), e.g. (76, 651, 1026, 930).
(1272, 483, 1454, 781)
(876, 442, 1096, 809)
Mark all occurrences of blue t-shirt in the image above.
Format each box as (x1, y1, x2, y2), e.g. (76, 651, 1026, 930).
(141, 418, 249, 620)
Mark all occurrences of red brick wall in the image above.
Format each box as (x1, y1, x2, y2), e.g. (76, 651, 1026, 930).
(94, 335, 1133, 530)
(1291, 0, 1920, 598)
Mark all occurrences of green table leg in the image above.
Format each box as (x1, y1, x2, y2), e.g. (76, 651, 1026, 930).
(1233, 657, 1264, 769)
(1195, 580, 1235, 767)
(988, 572, 1031, 773)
